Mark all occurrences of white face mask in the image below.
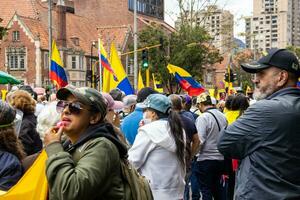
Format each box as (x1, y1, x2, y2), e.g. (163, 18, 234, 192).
(142, 112, 152, 125)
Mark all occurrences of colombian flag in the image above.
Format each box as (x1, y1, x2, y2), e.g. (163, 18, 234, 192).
(297, 78, 300, 88)
(102, 43, 134, 95)
(167, 64, 205, 96)
(99, 41, 118, 82)
(50, 40, 68, 88)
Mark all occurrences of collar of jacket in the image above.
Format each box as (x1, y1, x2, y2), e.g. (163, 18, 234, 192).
(63, 123, 128, 159)
(266, 87, 300, 100)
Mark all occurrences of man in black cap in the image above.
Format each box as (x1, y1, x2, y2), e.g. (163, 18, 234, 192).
(218, 48, 300, 199)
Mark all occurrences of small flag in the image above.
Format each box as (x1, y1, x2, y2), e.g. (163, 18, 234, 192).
(99, 41, 118, 82)
(50, 40, 68, 88)
(152, 73, 163, 93)
(167, 64, 205, 96)
(138, 70, 145, 91)
(102, 42, 134, 95)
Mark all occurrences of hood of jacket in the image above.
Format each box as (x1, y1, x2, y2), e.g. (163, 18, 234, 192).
(63, 123, 128, 159)
(140, 120, 176, 152)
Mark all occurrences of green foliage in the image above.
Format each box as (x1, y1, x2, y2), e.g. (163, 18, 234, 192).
(287, 46, 300, 58)
(0, 26, 8, 40)
(138, 23, 223, 93)
(138, 23, 171, 90)
(232, 51, 254, 92)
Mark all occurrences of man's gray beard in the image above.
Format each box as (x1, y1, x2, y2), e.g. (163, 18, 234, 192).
(253, 90, 269, 100)
(253, 86, 277, 101)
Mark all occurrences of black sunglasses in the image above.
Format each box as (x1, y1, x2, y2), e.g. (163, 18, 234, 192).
(56, 100, 88, 115)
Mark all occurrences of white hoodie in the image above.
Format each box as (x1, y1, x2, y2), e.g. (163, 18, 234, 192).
(128, 120, 185, 200)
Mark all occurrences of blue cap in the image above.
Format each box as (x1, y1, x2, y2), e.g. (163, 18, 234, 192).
(143, 94, 171, 114)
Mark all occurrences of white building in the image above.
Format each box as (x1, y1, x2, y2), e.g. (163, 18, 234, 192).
(176, 5, 234, 54)
(245, 0, 299, 51)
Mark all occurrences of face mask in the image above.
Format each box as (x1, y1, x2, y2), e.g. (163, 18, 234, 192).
(142, 112, 152, 125)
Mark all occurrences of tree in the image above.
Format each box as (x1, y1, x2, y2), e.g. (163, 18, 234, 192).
(287, 46, 300, 58)
(138, 22, 222, 93)
(232, 50, 254, 91)
(0, 18, 8, 40)
(0, 27, 7, 40)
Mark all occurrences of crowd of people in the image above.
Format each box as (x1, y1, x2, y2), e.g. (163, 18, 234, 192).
(0, 48, 299, 200)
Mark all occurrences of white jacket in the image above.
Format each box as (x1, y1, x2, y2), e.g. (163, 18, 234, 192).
(128, 120, 185, 200)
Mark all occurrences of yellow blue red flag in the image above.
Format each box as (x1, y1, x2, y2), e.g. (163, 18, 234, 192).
(103, 43, 133, 94)
(50, 40, 68, 88)
(99, 42, 118, 82)
(167, 64, 205, 96)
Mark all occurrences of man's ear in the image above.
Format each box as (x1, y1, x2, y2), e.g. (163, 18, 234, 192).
(277, 70, 289, 87)
(90, 113, 101, 125)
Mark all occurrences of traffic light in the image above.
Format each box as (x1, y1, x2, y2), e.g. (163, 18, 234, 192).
(225, 71, 237, 82)
(142, 50, 149, 69)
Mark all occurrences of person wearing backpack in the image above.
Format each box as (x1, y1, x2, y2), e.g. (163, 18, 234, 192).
(44, 85, 128, 200)
(128, 94, 186, 200)
(194, 93, 227, 200)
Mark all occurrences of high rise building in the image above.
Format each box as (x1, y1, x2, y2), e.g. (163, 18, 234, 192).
(175, 5, 234, 54)
(245, 0, 299, 51)
(291, 0, 300, 46)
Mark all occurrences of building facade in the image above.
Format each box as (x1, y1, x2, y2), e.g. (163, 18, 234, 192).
(245, 0, 299, 51)
(175, 5, 234, 54)
(291, 0, 300, 46)
(0, 0, 171, 88)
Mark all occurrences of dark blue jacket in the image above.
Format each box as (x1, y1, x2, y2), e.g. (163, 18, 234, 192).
(218, 87, 300, 200)
(0, 150, 23, 191)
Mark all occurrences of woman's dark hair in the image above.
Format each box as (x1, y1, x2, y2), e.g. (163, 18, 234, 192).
(225, 95, 235, 110)
(148, 108, 186, 168)
(0, 101, 25, 160)
(231, 93, 249, 116)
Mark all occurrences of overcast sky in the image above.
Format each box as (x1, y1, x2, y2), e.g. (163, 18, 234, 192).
(165, 0, 253, 41)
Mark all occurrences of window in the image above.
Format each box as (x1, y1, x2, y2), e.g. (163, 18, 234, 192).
(71, 81, 76, 86)
(79, 56, 84, 70)
(12, 31, 20, 41)
(6, 47, 26, 70)
(72, 56, 77, 69)
(128, 0, 164, 19)
(44, 52, 49, 69)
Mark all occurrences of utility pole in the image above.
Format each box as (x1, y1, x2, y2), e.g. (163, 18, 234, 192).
(48, 0, 52, 85)
(133, 0, 138, 92)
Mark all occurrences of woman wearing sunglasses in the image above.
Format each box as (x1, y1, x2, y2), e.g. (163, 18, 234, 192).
(44, 85, 127, 200)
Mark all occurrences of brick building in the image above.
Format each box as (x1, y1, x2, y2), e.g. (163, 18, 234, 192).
(0, 0, 173, 88)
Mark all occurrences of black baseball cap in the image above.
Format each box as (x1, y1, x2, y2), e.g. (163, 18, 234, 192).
(136, 87, 158, 103)
(241, 48, 300, 76)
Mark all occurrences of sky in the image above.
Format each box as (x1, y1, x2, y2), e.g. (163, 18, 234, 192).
(165, 0, 253, 42)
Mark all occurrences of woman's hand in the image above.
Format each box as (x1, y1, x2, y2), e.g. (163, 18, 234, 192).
(44, 126, 64, 146)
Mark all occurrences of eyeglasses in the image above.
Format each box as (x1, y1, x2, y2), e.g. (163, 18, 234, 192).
(56, 100, 88, 115)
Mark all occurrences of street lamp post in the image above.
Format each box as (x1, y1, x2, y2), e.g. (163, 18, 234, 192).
(87, 41, 96, 87)
(89, 41, 96, 87)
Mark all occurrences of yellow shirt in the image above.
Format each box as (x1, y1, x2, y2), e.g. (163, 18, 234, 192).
(225, 110, 240, 125)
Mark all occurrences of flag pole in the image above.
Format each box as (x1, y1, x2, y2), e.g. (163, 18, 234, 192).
(48, 0, 52, 85)
(98, 37, 102, 92)
(133, 0, 138, 93)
